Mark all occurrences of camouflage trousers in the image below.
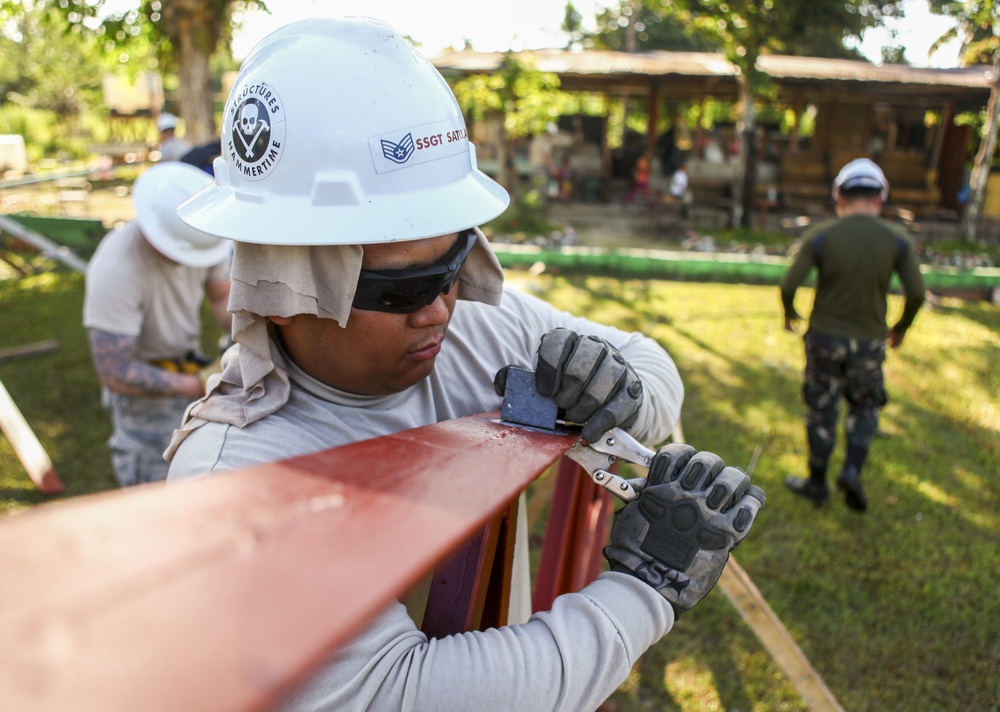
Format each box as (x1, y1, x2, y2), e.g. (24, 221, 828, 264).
(802, 330, 887, 475)
(102, 389, 192, 487)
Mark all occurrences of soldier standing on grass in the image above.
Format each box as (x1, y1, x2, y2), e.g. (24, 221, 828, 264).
(781, 158, 925, 512)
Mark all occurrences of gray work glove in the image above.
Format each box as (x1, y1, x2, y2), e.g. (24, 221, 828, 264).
(530, 327, 645, 443)
(603, 444, 766, 616)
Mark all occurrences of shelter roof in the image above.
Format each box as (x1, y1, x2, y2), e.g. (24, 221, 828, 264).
(429, 49, 993, 110)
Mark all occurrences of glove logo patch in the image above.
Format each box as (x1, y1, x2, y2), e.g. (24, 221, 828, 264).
(635, 560, 689, 594)
(642, 528, 694, 570)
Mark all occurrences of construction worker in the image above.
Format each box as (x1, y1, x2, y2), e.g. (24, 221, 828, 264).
(165, 17, 764, 710)
(156, 112, 193, 162)
(781, 158, 925, 512)
(83, 162, 232, 487)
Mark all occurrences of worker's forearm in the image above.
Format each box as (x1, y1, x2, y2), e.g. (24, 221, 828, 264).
(100, 361, 203, 398)
(89, 329, 203, 398)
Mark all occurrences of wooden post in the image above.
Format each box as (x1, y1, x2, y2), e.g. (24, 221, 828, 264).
(0, 377, 64, 494)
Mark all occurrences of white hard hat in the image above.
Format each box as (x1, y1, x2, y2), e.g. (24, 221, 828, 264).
(833, 158, 889, 201)
(157, 112, 179, 132)
(178, 16, 510, 246)
(134, 163, 232, 268)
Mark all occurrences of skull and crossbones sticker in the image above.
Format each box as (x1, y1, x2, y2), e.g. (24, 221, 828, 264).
(226, 82, 285, 181)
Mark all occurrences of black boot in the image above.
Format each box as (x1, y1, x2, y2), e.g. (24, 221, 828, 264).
(784, 475, 829, 506)
(836, 464, 867, 512)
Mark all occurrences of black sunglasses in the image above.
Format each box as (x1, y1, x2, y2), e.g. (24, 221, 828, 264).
(352, 230, 476, 314)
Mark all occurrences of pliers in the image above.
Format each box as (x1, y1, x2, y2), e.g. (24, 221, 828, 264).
(564, 427, 656, 503)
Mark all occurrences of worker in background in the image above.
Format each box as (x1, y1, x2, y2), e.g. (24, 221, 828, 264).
(83, 162, 232, 486)
(156, 112, 193, 162)
(781, 158, 925, 512)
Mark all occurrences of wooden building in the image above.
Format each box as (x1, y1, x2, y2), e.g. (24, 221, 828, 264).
(430, 49, 993, 216)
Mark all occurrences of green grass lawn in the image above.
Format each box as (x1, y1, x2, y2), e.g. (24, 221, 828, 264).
(2, 269, 998, 711)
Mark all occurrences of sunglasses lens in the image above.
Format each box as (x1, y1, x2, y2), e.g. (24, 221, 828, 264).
(353, 231, 474, 314)
(358, 275, 449, 312)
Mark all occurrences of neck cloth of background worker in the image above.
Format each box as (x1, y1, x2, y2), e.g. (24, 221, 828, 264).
(164, 228, 503, 459)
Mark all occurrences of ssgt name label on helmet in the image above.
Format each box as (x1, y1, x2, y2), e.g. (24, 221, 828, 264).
(369, 117, 469, 174)
(226, 82, 286, 181)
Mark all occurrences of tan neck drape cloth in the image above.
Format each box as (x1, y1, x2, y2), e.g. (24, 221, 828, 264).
(165, 228, 504, 459)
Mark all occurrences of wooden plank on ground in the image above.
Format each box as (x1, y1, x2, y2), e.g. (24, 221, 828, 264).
(0, 411, 577, 712)
(0, 339, 59, 363)
(673, 420, 843, 712)
(719, 562, 845, 712)
(0, 377, 64, 494)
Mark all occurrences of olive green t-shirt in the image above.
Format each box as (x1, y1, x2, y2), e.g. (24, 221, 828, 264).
(780, 214, 925, 340)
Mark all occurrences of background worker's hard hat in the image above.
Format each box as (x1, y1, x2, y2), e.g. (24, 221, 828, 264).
(157, 112, 179, 132)
(133, 163, 232, 268)
(833, 158, 889, 201)
(178, 16, 510, 246)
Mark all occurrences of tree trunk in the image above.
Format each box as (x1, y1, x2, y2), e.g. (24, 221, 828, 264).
(160, 0, 225, 146)
(730, 73, 755, 229)
(174, 30, 216, 145)
(497, 123, 520, 203)
(962, 49, 1000, 243)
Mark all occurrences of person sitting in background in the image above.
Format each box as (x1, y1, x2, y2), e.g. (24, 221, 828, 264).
(83, 162, 232, 487)
(665, 156, 691, 217)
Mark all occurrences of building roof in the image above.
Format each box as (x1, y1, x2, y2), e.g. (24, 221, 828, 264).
(429, 49, 993, 110)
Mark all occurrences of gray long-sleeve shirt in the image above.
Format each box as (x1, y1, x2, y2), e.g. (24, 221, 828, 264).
(168, 285, 684, 711)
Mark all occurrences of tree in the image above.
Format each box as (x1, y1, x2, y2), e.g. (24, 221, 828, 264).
(451, 52, 572, 199)
(1, 0, 266, 144)
(587, 0, 903, 227)
(928, 0, 1000, 242)
(0, 3, 107, 159)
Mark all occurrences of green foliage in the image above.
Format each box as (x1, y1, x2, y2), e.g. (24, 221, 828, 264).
(452, 53, 573, 139)
(585, 0, 895, 63)
(0, 4, 106, 114)
(927, 0, 999, 66)
(586, 0, 715, 52)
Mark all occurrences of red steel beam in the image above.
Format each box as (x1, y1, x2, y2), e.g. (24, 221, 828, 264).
(532, 459, 616, 613)
(0, 411, 577, 712)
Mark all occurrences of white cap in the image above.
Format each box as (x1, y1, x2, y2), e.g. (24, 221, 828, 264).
(134, 163, 232, 267)
(157, 112, 179, 132)
(546, 122, 558, 135)
(833, 158, 889, 200)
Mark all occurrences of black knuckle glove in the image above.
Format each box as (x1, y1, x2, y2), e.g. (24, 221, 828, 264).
(604, 448, 766, 616)
(493, 365, 510, 397)
(535, 328, 644, 442)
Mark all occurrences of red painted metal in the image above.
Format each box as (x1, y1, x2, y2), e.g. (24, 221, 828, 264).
(531, 459, 616, 613)
(421, 500, 516, 637)
(0, 411, 577, 712)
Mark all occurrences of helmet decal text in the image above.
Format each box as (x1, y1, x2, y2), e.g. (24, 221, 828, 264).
(226, 81, 286, 181)
(369, 117, 469, 174)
